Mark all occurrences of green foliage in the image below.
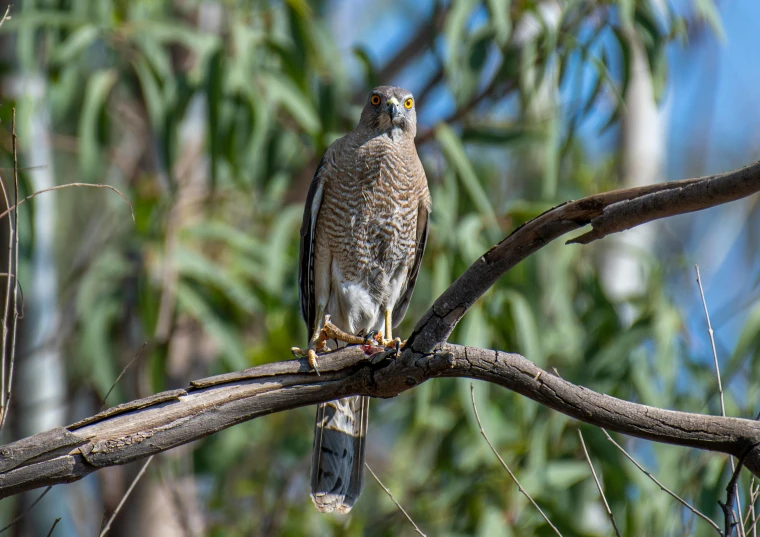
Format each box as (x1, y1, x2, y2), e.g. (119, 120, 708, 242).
(0, 0, 746, 536)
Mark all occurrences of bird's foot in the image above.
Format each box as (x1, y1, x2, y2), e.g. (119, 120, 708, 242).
(358, 332, 404, 356)
(307, 348, 320, 375)
(293, 315, 371, 375)
(291, 316, 336, 376)
(320, 318, 367, 346)
(373, 334, 405, 354)
(291, 343, 327, 376)
(366, 338, 404, 364)
(291, 337, 329, 356)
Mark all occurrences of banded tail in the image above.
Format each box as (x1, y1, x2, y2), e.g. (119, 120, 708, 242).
(310, 395, 369, 513)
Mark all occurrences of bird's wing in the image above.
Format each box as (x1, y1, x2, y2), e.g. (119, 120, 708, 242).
(299, 156, 328, 337)
(392, 199, 430, 328)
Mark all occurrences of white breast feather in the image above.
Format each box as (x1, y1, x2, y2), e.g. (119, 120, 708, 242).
(329, 261, 379, 334)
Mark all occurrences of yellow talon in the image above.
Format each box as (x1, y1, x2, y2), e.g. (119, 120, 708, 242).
(372, 333, 404, 352)
(295, 311, 406, 372)
(308, 349, 320, 376)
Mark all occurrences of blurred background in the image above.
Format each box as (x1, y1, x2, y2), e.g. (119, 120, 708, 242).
(0, 0, 759, 535)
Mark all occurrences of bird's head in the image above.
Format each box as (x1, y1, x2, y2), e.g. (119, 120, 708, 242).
(359, 86, 417, 138)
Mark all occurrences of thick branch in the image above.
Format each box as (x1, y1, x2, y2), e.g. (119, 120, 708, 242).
(1, 157, 759, 499)
(3, 343, 760, 498)
(444, 345, 760, 465)
(405, 158, 760, 354)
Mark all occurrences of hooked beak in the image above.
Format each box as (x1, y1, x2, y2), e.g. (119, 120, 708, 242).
(387, 97, 400, 120)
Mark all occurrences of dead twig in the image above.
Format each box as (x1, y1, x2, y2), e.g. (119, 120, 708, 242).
(746, 513, 760, 537)
(365, 463, 426, 537)
(696, 265, 726, 416)
(0, 171, 12, 431)
(697, 265, 745, 536)
(0, 274, 24, 316)
(470, 384, 563, 536)
(577, 430, 621, 537)
(0, 109, 18, 433)
(0, 5, 10, 29)
(743, 479, 758, 536)
(0, 183, 134, 223)
(602, 429, 721, 535)
(45, 518, 61, 537)
(100, 342, 147, 411)
(99, 455, 154, 537)
(746, 504, 760, 537)
(3, 110, 20, 434)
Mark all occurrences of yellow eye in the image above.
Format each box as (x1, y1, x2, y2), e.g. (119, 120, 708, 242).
(404, 97, 414, 109)
(370, 95, 381, 106)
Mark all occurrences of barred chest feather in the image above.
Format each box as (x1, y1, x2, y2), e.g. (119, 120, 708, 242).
(320, 135, 422, 283)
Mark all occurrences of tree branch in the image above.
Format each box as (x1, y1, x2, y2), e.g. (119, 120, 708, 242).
(0, 158, 759, 499)
(405, 158, 760, 354)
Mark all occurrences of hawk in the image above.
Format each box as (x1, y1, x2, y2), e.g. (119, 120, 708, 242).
(294, 86, 431, 513)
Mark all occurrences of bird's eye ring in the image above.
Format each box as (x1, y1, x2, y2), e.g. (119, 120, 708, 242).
(404, 97, 414, 109)
(370, 95, 381, 106)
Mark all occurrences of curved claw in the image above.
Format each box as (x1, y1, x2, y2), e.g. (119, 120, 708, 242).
(292, 346, 321, 375)
(364, 330, 379, 346)
(308, 349, 321, 376)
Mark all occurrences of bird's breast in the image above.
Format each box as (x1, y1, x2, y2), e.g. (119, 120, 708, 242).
(320, 140, 421, 284)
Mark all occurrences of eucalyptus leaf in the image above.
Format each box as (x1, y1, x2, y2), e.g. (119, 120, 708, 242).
(78, 69, 117, 180)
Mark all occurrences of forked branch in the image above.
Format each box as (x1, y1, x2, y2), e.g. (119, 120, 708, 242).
(0, 157, 759, 499)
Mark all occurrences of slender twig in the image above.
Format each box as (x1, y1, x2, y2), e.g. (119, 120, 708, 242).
(602, 429, 722, 534)
(470, 384, 563, 536)
(751, 415, 760, 537)
(3, 111, 20, 434)
(747, 507, 760, 537)
(744, 484, 755, 524)
(100, 342, 147, 411)
(0, 110, 17, 433)
(0, 486, 52, 534)
(721, 451, 751, 537)
(696, 265, 745, 536)
(98, 510, 107, 535)
(0, 183, 134, 223)
(577, 430, 621, 537)
(0, 274, 23, 317)
(749, 519, 760, 537)
(365, 463, 426, 537)
(0, 165, 46, 173)
(45, 518, 61, 537)
(742, 480, 758, 536)
(99, 455, 154, 537)
(0, 175, 11, 430)
(0, 5, 10, 29)
(695, 265, 726, 416)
